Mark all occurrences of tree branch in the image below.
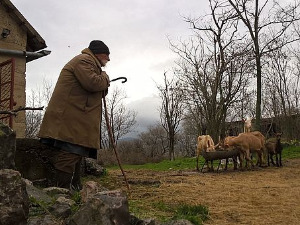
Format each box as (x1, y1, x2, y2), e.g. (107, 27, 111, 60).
(0, 106, 44, 115)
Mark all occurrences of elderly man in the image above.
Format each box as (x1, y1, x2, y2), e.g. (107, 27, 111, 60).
(38, 40, 110, 189)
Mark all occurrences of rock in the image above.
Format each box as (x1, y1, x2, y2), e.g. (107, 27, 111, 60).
(43, 187, 71, 196)
(27, 215, 61, 225)
(48, 200, 72, 219)
(69, 190, 130, 225)
(163, 219, 194, 225)
(84, 158, 106, 176)
(0, 123, 16, 169)
(25, 181, 53, 205)
(130, 214, 161, 225)
(56, 196, 76, 206)
(0, 169, 29, 225)
(80, 180, 108, 203)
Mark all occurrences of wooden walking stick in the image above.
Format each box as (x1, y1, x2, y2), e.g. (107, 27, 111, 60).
(103, 77, 130, 191)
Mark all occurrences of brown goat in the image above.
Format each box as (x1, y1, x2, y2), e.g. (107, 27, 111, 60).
(222, 132, 266, 168)
(224, 132, 264, 169)
(250, 131, 267, 165)
(265, 133, 283, 167)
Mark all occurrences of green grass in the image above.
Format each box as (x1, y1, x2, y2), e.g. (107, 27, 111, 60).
(129, 200, 209, 224)
(28, 196, 49, 216)
(70, 191, 82, 213)
(282, 145, 300, 159)
(107, 157, 199, 171)
(173, 204, 209, 225)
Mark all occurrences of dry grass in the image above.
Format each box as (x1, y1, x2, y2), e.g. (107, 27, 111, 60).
(97, 158, 300, 224)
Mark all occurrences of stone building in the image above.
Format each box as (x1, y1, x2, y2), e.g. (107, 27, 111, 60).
(0, 0, 50, 137)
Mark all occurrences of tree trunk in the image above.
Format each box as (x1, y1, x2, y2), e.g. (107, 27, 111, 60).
(255, 55, 262, 131)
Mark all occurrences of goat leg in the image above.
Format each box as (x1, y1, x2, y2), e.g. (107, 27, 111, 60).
(233, 156, 238, 170)
(196, 155, 199, 171)
(200, 160, 206, 173)
(279, 153, 283, 167)
(270, 154, 276, 166)
(217, 160, 221, 172)
(239, 152, 244, 169)
(245, 151, 254, 169)
(276, 153, 279, 167)
(208, 160, 214, 172)
(257, 152, 263, 167)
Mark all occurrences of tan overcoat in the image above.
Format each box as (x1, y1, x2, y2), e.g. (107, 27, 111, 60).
(38, 48, 110, 149)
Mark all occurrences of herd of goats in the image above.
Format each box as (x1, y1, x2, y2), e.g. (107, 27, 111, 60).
(196, 117, 283, 172)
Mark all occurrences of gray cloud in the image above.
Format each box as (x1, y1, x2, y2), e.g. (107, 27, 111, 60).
(125, 95, 161, 137)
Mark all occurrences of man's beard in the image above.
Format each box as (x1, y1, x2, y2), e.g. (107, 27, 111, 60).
(100, 59, 108, 67)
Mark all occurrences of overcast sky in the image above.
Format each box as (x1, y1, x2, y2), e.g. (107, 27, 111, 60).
(10, 0, 209, 135)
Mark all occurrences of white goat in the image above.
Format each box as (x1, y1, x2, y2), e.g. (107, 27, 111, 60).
(196, 135, 216, 171)
(243, 116, 252, 133)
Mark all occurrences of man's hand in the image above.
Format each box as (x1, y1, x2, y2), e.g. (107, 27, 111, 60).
(102, 88, 108, 97)
(101, 71, 110, 86)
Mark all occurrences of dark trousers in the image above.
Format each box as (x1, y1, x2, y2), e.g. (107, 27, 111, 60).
(54, 150, 82, 174)
(53, 150, 82, 189)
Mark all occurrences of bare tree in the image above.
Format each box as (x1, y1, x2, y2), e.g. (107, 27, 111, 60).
(101, 87, 137, 148)
(157, 72, 184, 161)
(263, 46, 300, 138)
(25, 78, 53, 138)
(175, 126, 197, 157)
(171, 0, 252, 141)
(25, 89, 43, 138)
(139, 124, 168, 160)
(228, 0, 300, 130)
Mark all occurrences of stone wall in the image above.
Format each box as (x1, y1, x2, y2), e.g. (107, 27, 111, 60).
(0, 4, 27, 138)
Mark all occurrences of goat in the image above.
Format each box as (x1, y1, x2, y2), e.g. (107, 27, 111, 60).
(243, 116, 252, 133)
(225, 131, 266, 167)
(223, 132, 264, 169)
(196, 135, 215, 171)
(250, 131, 267, 166)
(265, 133, 283, 167)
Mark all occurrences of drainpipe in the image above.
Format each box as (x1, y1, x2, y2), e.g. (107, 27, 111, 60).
(0, 48, 51, 63)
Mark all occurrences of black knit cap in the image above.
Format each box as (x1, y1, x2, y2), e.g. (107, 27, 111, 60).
(88, 40, 110, 55)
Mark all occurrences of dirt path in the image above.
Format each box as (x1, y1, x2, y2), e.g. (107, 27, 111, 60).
(107, 159, 300, 225)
